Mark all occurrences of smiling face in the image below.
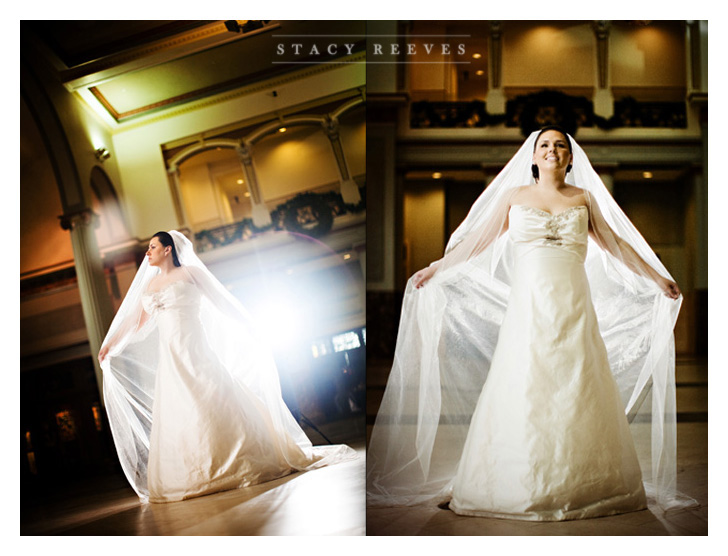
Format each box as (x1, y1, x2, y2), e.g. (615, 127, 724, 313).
(146, 237, 169, 267)
(532, 129, 573, 177)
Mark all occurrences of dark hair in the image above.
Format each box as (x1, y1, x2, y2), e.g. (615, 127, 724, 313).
(153, 231, 181, 267)
(531, 125, 573, 180)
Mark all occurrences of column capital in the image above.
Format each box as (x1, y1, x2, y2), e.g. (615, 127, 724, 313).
(593, 20, 611, 39)
(235, 142, 253, 162)
(59, 208, 98, 231)
(324, 116, 340, 140)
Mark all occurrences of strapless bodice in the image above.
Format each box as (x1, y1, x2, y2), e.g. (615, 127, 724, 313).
(141, 280, 200, 316)
(508, 204, 589, 261)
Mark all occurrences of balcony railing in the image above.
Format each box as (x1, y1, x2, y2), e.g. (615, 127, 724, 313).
(410, 90, 687, 136)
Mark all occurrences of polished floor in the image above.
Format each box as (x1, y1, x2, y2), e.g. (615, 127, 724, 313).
(20, 357, 708, 536)
(21, 419, 365, 536)
(366, 357, 709, 536)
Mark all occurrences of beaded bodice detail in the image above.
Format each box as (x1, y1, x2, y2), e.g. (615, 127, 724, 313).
(508, 204, 589, 260)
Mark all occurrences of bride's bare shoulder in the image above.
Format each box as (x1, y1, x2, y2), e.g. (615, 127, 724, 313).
(509, 185, 532, 204)
(564, 185, 588, 204)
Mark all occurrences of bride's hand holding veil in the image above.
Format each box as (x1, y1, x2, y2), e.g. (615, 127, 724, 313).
(412, 262, 440, 288)
(657, 276, 681, 299)
(98, 344, 110, 364)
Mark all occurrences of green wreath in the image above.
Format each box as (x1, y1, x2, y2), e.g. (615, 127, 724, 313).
(281, 193, 334, 238)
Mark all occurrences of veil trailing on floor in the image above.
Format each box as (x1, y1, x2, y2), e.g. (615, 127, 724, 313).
(100, 231, 354, 502)
(366, 131, 695, 512)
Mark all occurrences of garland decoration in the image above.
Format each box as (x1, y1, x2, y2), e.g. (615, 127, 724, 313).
(194, 185, 365, 252)
(278, 192, 334, 238)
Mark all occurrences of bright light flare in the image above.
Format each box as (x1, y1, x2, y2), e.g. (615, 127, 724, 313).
(225, 231, 358, 362)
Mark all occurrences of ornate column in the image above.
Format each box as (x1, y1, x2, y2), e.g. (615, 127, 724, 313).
(486, 21, 506, 114)
(593, 21, 614, 119)
(324, 116, 361, 205)
(166, 164, 191, 232)
(59, 209, 115, 404)
(235, 142, 272, 227)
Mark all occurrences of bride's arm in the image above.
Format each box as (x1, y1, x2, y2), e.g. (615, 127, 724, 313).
(587, 196, 680, 299)
(98, 303, 148, 363)
(413, 193, 513, 289)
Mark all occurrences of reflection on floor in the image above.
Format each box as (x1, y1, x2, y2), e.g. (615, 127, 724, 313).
(366, 357, 708, 536)
(22, 419, 365, 536)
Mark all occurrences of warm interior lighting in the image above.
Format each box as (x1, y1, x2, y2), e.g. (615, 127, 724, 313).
(94, 147, 111, 162)
(24, 431, 37, 474)
(432, 172, 442, 179)
(343, 253, 351, 260)
(476, 70, 484, 76)
(643, 171, 653, 179)
(279, 127, 287, 133)
(91, 404, 103, 432)
(472, 53, 482, 59)
(237, 179, 244, 184)
(55, 410, 76, 441)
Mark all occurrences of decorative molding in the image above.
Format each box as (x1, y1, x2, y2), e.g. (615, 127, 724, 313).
(397, 141, 703, 168)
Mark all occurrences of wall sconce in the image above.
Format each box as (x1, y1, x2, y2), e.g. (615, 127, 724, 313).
(95, 147, 111, 162)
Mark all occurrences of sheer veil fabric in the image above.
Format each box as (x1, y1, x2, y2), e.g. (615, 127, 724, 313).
(366, 131, 695, 513)
(100, 231, 355, 502)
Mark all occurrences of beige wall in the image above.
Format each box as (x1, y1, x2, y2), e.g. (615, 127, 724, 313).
(20, 97, 74, 275)
(254, 127, 342, 202)
(179, 158, 231, 230)
(611, 22, 687, 98)
(403, 183, 446, 280)
(21, 69, 125, 275)
(503, 21, 595, 90)
(110, 63, 365, 240)
(406, 20, 689, 102)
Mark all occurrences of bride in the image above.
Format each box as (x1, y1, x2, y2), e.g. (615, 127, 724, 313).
(98, 230, 354, 503)
(366, 127, 690, 520)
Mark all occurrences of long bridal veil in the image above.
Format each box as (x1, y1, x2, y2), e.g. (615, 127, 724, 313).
(100, 231, 354, 501)
(366, 131, 695, 512)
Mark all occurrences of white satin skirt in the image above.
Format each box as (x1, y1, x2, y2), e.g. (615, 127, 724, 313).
(147, 300, 307, 503)
(449, 244, 647, 520)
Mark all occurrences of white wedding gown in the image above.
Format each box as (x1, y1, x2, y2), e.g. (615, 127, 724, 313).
(449, 205, 646, 520)
(141, 280, 326, 503)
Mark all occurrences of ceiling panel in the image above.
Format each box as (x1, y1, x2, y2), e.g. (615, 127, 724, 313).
(22, 20, 366, 124)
